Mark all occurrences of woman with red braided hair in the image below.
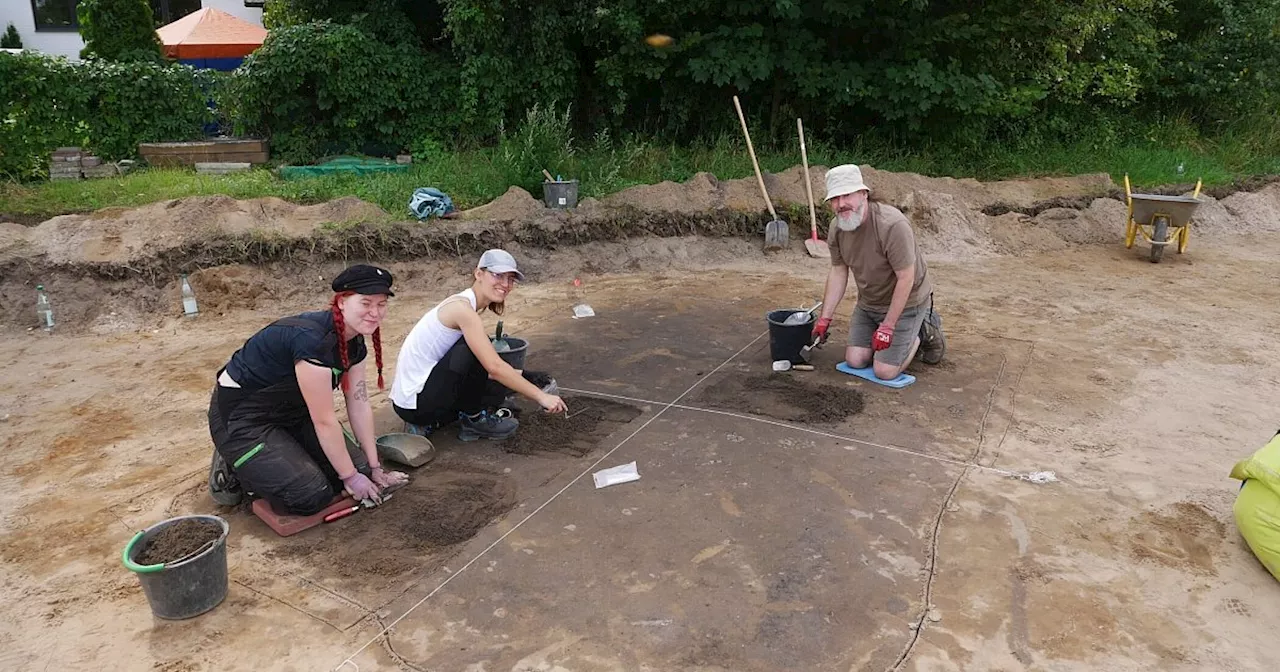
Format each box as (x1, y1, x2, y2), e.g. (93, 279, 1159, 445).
(206, 265, 408, 515)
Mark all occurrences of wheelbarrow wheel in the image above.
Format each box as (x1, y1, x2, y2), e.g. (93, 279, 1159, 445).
(1149, 218, 1167, 263)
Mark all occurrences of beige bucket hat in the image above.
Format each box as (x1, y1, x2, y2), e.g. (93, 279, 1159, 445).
(824, 164, 870, 201)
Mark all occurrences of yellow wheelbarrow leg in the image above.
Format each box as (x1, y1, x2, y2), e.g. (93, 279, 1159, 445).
(1178, 225, 1190, 254)
(1125, 219, 1138, 248)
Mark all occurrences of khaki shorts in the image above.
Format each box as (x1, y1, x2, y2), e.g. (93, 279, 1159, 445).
(849, 295, 932, 367)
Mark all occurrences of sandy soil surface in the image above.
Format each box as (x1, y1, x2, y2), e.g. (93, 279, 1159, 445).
(1, 167, 1279, 671)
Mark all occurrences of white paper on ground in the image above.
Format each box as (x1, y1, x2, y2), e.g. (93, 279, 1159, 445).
(572, 304, 596, 319)
(593, 461, 640, 489)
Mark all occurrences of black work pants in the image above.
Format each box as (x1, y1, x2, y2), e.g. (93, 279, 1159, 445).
(208, 385, 371, 516)
(392, 339, 511, 427)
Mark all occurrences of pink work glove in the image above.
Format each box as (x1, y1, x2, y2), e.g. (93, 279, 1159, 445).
(873, 323, 894, 352)
(371, 465, 409, 489)
(342, 472, 382, 505)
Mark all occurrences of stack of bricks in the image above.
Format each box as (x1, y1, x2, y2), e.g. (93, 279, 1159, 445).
(81, 155, 120, 179)
(49, 147, 83, 180)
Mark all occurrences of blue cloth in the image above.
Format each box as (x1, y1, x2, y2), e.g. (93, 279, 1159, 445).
(834, 361, 916, 388)
(409, 187, 455, 220)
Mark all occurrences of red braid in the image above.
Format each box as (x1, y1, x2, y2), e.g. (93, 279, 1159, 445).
(330, 293, 352, 391)
(372, 327, 384, 390)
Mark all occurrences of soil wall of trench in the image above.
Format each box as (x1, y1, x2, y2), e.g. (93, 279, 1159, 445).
(2, 165, 1279, 331)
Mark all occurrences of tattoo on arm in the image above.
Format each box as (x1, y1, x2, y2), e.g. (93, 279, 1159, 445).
(354, 380, 368, 402)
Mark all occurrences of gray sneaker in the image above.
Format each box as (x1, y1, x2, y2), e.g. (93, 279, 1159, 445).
(458, 410, 519, 442)
(919, 309, 946, 365)
(208, 448, 243, 506)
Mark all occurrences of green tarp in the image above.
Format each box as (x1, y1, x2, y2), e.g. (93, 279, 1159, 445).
(278, 156, 408, 180)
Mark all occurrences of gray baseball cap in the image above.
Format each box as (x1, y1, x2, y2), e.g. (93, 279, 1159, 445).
(477, 249, 525, 282)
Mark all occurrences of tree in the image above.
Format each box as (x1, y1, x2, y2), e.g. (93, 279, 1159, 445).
(1, 23, 22, 49)
(77, 0, 163, 62)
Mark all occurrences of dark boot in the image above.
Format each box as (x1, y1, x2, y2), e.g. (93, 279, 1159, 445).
(208, 448, 243, 506)
(919, 308, 946, 365)
(458, 410, 519, 442)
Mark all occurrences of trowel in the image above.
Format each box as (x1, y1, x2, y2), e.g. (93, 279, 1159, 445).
(799, 334, 822, 364)
(795, 302, 825, 363)
(492, 320, 512, 352)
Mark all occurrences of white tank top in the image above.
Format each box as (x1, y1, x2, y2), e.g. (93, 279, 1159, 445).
(390, 289, 478, 409)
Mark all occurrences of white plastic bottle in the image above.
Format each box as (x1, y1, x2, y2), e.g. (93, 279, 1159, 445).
(35, 284, 54, 331)
(181, 274, 199, 317)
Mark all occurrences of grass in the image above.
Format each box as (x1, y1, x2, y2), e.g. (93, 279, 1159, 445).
(3, 120, 1278, 221)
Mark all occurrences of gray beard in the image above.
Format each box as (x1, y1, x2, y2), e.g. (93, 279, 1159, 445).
(836, 205, 865, 231)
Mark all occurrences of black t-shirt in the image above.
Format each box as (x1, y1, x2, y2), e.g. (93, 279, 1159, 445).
(223, 311, 367, 391)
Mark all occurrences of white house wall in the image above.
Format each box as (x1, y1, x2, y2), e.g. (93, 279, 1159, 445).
(0, 0, 263, 61)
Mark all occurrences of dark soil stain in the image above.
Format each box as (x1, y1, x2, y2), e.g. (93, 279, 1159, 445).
(501, 396, 643, 457)
(983, 196, 1103, 217)
(265, 467, 516, 579)
(692, 373, 864, 424)
(136, 518, 221, 565)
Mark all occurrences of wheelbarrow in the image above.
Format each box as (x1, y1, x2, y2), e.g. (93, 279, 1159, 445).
(1124, 174, 1203, 263)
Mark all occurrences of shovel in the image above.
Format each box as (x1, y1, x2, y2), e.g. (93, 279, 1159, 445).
(733, 95, 788, 252)
(797, 118, 829, 258)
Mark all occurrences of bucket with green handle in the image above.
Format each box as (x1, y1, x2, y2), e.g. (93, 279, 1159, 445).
(122, 514, 230, 620)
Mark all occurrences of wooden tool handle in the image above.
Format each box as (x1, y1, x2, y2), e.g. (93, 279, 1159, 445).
(798, 118, 818, 238)
(542, 169, 555, 182)
(732, 95, 778, 219)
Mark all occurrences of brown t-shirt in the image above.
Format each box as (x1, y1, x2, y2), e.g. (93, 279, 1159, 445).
(828, 202, 932, 311)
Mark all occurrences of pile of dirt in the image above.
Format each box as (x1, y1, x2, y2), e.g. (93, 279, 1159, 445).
(266, 468, 516, 579)
(460, 186, 546, 221)
(5, 165, 1280, 333)
(605, 173, 724, 214)
(18, 195, 390, 266)
(501, 397, 643, 457)
(692, 372, 865, 424)
(135, 518, 221, 565)
(902, 190, 995, 260)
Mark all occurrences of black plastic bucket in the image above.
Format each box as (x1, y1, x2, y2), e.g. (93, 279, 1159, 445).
(766, 309, 815, 364)
(122, 514, 230, 620)
(543, 180, 579, 209)
(495, 336, 529, 370)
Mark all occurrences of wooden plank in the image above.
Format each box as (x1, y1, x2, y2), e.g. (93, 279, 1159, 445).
(139, 139, 266, 152)
(143, 151, 270, 167)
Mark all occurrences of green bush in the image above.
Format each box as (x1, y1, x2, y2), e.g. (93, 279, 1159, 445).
(0, 52, 215, 179)
(496, 104, 575, 193)
(1, 23, 21, 49)
(76, 0, 163, 62)
(226, 21, 462, 163)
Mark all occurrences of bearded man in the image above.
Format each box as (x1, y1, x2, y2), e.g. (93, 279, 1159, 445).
(811, 164, 946, 380)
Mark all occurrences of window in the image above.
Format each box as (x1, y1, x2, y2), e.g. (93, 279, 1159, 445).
(31, 0, 79, 32)
(150, 0, 201, 25)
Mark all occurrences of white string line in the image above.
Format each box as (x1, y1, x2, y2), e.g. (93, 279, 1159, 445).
(333, 331, 769, 672)
(560, 387, 1039, 480)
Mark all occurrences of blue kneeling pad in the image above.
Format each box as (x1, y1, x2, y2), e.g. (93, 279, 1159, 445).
(835, 361, 916, 388)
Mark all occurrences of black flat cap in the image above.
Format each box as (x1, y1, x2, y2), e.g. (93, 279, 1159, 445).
(332, 264, 395, 296)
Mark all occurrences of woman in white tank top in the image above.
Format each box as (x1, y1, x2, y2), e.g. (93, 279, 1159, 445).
(390, 249, 567, 441)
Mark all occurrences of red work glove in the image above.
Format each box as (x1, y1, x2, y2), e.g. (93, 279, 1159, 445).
(873, 323, 894, 351)
(813, 317, 833, 345)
